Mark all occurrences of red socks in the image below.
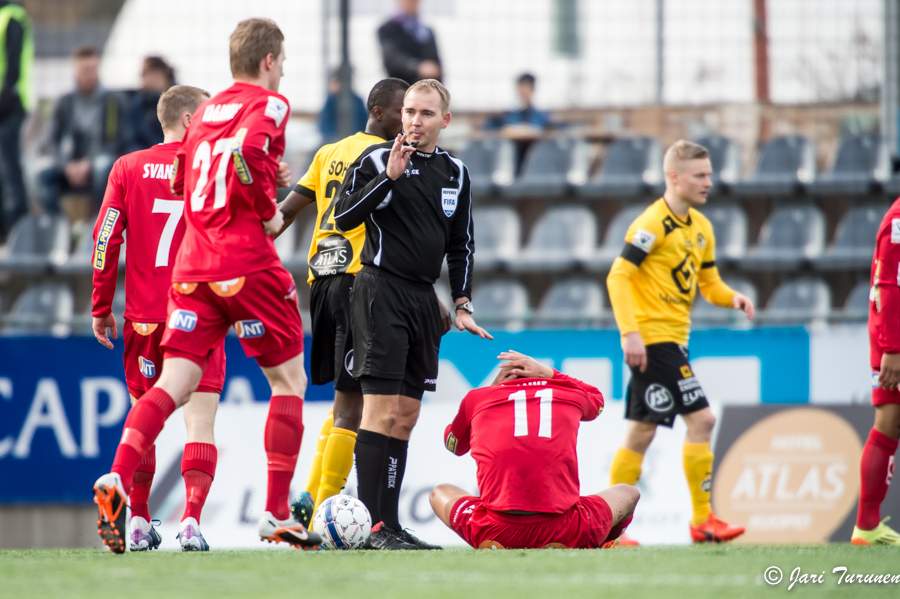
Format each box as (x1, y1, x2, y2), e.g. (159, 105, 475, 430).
(182, 442, 217, 524)
(130, 445, 156, 522)
(264, 395, 304, 520)
(857, 428, 899, 530)
(112, 388, 176, 494)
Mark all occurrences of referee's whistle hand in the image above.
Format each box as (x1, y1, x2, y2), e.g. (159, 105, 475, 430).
(455, 312, 493, 340)
(386, 134, 415, 180)
(624, 331, 647, 372)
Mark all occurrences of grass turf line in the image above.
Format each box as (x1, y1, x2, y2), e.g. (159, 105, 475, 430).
(2, 545, 900, 599)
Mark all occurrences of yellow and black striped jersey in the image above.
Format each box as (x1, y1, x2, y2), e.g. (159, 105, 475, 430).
(608, 197, 735, 346)
(295, 131, 386, 284)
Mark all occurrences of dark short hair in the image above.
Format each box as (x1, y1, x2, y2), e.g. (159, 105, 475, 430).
(518, 73, 536, 86)
(143, 56, 175, 83)
(366, 78, 409, 115)
(73, 44, 100, 60)
(157, 85, 209, 130)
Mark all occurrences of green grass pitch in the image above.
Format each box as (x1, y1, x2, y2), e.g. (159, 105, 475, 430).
(3, 545, 900, 598)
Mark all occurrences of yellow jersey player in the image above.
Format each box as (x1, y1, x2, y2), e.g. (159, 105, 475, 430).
(277, 78, 448, 528)
(606, 140, 755, 545)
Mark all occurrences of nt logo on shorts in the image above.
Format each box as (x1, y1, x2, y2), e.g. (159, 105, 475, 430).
(235, 320, 265, 338)
(139, 356, 155, 378)
(169, 309, 198, 332)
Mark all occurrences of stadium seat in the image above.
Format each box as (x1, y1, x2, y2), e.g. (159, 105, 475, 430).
(697, 203, 747, 262)
(511, 206, 596, 272)
(56, 228, 96, 275)
(0, 214, 71, 275)
(816, 204, 886, 270)
(742, 205, 826, 270)
(732, 135, 816, 197)
(763, 277, 832, 323)
(459, 137, 517, 196)
(584, 204, 650, 271)
(472, 206, 520, 270)
(578, 137, 663, 199)
(843, 280, 870, 320)
(694, 135, 741, 194)
(533, 279, 605, 327)
(471, 280, 530, 328)
(806, 133, 890, 196)
(499, 137, 590, 198)
(3, 283, 74, 336)
(692, 277, 757, 328)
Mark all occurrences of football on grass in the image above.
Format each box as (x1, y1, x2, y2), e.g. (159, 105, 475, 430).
(312, 494, 372, 549)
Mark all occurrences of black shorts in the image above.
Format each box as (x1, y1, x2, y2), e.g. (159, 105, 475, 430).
(625, 342, 709, 428)
(309, 273, 360, 392)
(350, 266, 441, 395)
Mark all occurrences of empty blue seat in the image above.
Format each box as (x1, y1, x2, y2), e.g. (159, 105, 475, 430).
(511, 206, 596, 272)
(500, 137, 590, 198)
(742, 205, 825, 270)
(578, 137, 663, 199)
(533, 279, 605, 327)
(807, 133, 890, 196)
(816, 204, 886, 270)
(732, 135, 816, 197)
(459, 137, 517, 196)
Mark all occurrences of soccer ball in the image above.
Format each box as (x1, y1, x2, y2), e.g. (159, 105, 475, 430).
(312, 494, 372, 550)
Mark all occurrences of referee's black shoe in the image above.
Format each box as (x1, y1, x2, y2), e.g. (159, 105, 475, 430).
(363, 522, 417, 550)
(399, 528, 442, 550)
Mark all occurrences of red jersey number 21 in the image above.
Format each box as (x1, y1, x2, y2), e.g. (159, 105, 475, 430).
(191, 137, 235, 211)
(509, 389, 553, 438)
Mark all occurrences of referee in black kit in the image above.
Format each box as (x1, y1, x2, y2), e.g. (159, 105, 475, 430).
(334, 79, 491, 550)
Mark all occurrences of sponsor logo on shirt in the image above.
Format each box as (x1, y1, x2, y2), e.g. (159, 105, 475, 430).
(93, 208, 120, 270)
(631, 228, 656, 252)
(142, 163, 175, 180)
(644, 383, 674, 413)
(169, 309, 198, 332)
(265, 96, 288, 127)
(404, 168, 420, 177)
(697, 232, 707, 249)
(441, 188, 458, 217)
(424, 378, 437, 386)
(139, 356, 156, 378)
(202, 103, 243, 122)
(235, 320, 265, 338)
(445, 432, 458, 453)
(892, 218, 900, 243)
(680, 365, 693, 378)
(231, 128, 254, 185)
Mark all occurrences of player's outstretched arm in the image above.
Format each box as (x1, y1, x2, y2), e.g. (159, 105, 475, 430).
(454, 300, 493, 340)
(275, 189, 314, 238)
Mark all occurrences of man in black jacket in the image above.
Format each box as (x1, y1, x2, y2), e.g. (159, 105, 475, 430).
(334, 79, 489, 550)
(377, 0, 441, 84)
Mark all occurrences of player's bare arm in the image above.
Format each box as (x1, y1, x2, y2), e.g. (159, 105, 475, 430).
(92, 313, 118, 350)
(385, 133, 416, 180)
(275, 189, 314, 237)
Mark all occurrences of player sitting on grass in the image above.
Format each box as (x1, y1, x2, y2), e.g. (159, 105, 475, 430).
(430, 351, 639, 550)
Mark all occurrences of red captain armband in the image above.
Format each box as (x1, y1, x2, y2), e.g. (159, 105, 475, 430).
(445, 432, 458, 453)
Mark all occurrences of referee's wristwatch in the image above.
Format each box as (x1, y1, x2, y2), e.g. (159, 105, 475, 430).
(455, 301, 474, 315)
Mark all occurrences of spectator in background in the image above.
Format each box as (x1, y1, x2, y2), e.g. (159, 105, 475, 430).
(39, 45, 132, 214)
(503, 73, 551, 129)
(318, 72, 367, 144)
(378, 0, 441, 84)
(0, 1, 32, 240)
(130, 56, 175, 150)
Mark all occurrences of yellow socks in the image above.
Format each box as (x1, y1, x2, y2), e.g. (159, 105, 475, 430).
(610, 447, 644, 486)
(303, 411, 334, 502)
(314, 427, 358, 512)
(683, 442, 714, 526)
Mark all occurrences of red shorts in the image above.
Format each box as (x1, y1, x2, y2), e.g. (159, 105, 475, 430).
(871, 369, 900, 405)
(123, 319, 226, 399)
(449, 495, 613, 549)
(161, 267, 303, 369)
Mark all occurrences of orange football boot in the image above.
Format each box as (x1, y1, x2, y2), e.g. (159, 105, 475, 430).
(690, 513, 745, 543)
(93, 473, 128, 554)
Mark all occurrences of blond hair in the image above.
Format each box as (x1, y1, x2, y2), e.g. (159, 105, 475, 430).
(229, 19, 284, 79)
(663, 140, 710, 174)
(405, 79, 451, 113)
(157, 85, 209, 131)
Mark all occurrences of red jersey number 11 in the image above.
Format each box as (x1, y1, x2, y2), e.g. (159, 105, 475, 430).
(191, 137, 235, 212)
(509, 389, 553, 438)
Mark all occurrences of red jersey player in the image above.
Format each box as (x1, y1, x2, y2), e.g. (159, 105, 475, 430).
(430, 351, 640, 549)
(853, 199, 900, 546)
(92, 18, 321, 553)
(91, 85, 227, 552)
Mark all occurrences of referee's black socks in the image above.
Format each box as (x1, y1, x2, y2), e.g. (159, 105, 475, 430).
(380, 436, 409, 531)
(354, 429, 388, 525)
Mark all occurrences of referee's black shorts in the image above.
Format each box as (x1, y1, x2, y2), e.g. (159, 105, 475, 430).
(309, 273, 360, 392)
(350, 266, 441, 397)
(625, 342, 709, 428)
